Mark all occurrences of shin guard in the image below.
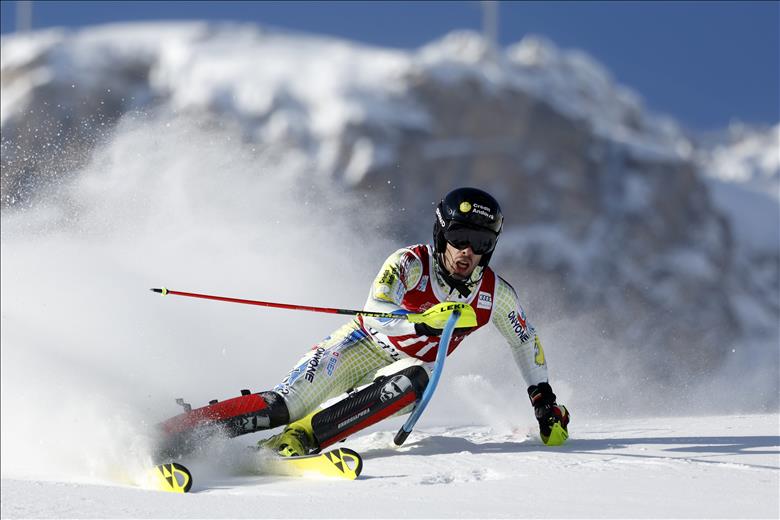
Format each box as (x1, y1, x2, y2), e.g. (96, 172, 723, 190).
(156, 390, 289, 460)
(310, 365, 429, 451)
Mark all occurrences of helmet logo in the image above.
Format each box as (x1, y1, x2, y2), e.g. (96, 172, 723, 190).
(435, 207, 446, 227)
(471, 202, 495, 220)
(459, 201, 472, 213)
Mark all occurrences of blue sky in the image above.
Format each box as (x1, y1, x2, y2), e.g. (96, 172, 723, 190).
(1, 1, 778, 131)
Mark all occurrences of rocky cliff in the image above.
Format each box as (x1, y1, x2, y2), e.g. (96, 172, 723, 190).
(2, 23, 777, 405)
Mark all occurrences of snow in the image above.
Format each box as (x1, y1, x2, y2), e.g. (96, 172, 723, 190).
(150, 26, 419, 138)
(1, 22, 778, 519)
(409, 30, 691, 163)
(703, 125, 780, 196)
(697, 124, 779, 254)
(2, 416, 778, 518)
(708, 178, 779, 253)
(0, 113, 774, 518)
(2, 22, 694, 183)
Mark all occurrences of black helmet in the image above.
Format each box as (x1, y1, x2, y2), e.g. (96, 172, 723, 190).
(433, 187, 503, 269)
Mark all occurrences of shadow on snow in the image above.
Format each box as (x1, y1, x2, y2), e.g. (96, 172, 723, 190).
(361, 434, 780, 469)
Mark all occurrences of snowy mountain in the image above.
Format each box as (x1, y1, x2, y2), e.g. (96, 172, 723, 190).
(697, 123, 779, 252)
(2, 22, 777, 404)
(1, 22, 778, 518)
(694, 124, 780, 344)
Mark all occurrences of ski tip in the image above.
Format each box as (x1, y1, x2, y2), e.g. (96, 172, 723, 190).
(339, 447, 363, 479)
(150, 462, 192, 493)
(542, 422, 569, 446)
(150, 287, 168, 295)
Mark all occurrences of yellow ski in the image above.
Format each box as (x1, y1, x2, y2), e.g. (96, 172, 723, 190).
(149, 462, 193, 493)
(271, 447, 363, 480)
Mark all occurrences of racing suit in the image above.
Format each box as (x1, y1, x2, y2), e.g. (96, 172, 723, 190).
(274, 244, 549, 422)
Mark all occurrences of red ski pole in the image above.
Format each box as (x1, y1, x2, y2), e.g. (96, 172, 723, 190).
(150, 287, 411, 321)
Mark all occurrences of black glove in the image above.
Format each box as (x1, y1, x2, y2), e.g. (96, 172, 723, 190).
(527, 382, 570, 438)
(528, 381, 556, 408)
(414, 322, 474, 337)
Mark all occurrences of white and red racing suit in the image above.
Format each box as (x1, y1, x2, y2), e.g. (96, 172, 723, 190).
(274, 244, 549, 421)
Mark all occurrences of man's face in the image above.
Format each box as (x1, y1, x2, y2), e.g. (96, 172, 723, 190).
(443, 242, 482, 280)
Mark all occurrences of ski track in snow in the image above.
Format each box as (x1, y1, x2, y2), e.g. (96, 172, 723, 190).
(2, 415, 778, 519)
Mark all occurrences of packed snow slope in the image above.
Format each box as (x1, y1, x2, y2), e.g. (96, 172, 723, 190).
(1, 21, 778, 519)
(1, 416, 778, 518)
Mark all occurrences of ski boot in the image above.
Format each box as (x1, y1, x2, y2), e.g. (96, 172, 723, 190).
(260, 411, 318, 457)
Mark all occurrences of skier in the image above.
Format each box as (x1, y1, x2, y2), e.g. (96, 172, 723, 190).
(158, 187, 569, 459)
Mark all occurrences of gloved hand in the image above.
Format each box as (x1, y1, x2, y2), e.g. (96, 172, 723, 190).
(528, 382, 570, 445)
(408, 302, 477, 337)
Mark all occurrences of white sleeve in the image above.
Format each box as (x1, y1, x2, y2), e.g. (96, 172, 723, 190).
(360, 248, 422, 336)
(490, 276, 549, 387)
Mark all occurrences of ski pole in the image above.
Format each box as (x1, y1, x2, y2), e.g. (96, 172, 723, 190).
(393, 309, 460, 446)
(150, 287, 414, 321)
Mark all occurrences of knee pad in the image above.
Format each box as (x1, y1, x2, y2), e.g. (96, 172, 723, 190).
(373, 357, 426, 380)
(310, 365, 429, 451)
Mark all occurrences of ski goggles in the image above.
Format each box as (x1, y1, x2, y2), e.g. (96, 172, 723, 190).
(443, 225, 498, 255)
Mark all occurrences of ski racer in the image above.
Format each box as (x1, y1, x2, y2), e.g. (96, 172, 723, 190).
(157, 187, 570, 459)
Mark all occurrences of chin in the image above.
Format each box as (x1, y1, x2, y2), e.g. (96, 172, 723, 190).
(449, 269, 472, 280)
